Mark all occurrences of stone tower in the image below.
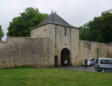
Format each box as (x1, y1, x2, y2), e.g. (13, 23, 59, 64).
(31, 12, 80, 66)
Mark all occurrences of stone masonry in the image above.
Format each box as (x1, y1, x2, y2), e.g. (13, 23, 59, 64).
(0, 12, 112, 68)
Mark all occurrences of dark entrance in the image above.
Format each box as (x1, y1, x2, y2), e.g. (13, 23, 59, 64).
(54, 56, 58, 67)
(61, 48, 71, 66)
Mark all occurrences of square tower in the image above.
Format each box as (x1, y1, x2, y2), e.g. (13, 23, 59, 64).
(31, 12, 80, 66)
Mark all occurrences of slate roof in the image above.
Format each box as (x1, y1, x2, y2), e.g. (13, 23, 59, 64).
(36, 12, 75, 28)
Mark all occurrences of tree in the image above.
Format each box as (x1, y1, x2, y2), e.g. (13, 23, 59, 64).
(0, 25, 4, 40)
(7, 7, 48, 37)
(79, 10, 112, 43)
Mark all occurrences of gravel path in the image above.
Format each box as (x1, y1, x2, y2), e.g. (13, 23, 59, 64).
(57, 66, 96, 72)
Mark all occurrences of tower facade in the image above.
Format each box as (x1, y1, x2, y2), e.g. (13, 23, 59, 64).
(31, 12, 80, 66)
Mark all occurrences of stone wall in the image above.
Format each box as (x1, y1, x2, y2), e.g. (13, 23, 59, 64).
(30, 24, 112, 66)
(77, 40, 112, 65)
(0, 37, 49, 68)
(53, 25, 79, 66)
(1, 23, 112, 67)
(31, 25, 50, 38)
(31, 24, 80, 66)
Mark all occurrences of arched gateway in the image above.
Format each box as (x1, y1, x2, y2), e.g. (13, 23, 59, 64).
(61, 48, 71, 66)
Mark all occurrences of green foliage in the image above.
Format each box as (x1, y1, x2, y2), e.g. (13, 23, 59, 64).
(7, 7, 48, 37)
(0, 25, 4, 40)
(79, 10, 112, 43)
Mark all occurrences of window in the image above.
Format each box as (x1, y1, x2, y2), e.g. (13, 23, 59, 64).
(55, 27, 57, 48)
(64, 28, 67, 36)
(100, 59, 112, 64)
(100, 59, 105, 64)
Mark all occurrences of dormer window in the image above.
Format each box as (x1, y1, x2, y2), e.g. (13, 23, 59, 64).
(64, 28, 67, 36)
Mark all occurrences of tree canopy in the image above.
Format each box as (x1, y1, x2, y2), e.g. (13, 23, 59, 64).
(7, 7, 48, 37)
(79, 10, 112, 43)
(0, 25, 4, 40)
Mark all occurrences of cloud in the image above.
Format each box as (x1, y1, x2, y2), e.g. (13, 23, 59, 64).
(36, 0, 112, 26)
(0, 0, 112, 39)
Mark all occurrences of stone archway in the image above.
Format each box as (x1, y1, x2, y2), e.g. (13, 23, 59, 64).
(61, 48, 71, 66)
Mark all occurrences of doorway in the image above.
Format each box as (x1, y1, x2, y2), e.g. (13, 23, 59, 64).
(61, 48, 71, 66)
(54, 56, 58, 66)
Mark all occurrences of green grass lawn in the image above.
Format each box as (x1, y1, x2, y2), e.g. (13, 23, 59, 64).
(0, 67, 112, 86)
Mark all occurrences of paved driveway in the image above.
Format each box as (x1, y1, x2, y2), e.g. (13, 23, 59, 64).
(57, 66, 96, 72)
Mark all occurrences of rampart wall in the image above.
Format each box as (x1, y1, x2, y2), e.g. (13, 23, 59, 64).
(76, 40, 112, 65)
(0, 37, 49, 68)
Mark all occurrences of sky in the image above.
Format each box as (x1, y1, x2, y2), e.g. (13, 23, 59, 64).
(0, 0, 112, 39)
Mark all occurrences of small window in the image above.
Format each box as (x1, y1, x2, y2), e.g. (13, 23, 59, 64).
(64, 28, 67, 36)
